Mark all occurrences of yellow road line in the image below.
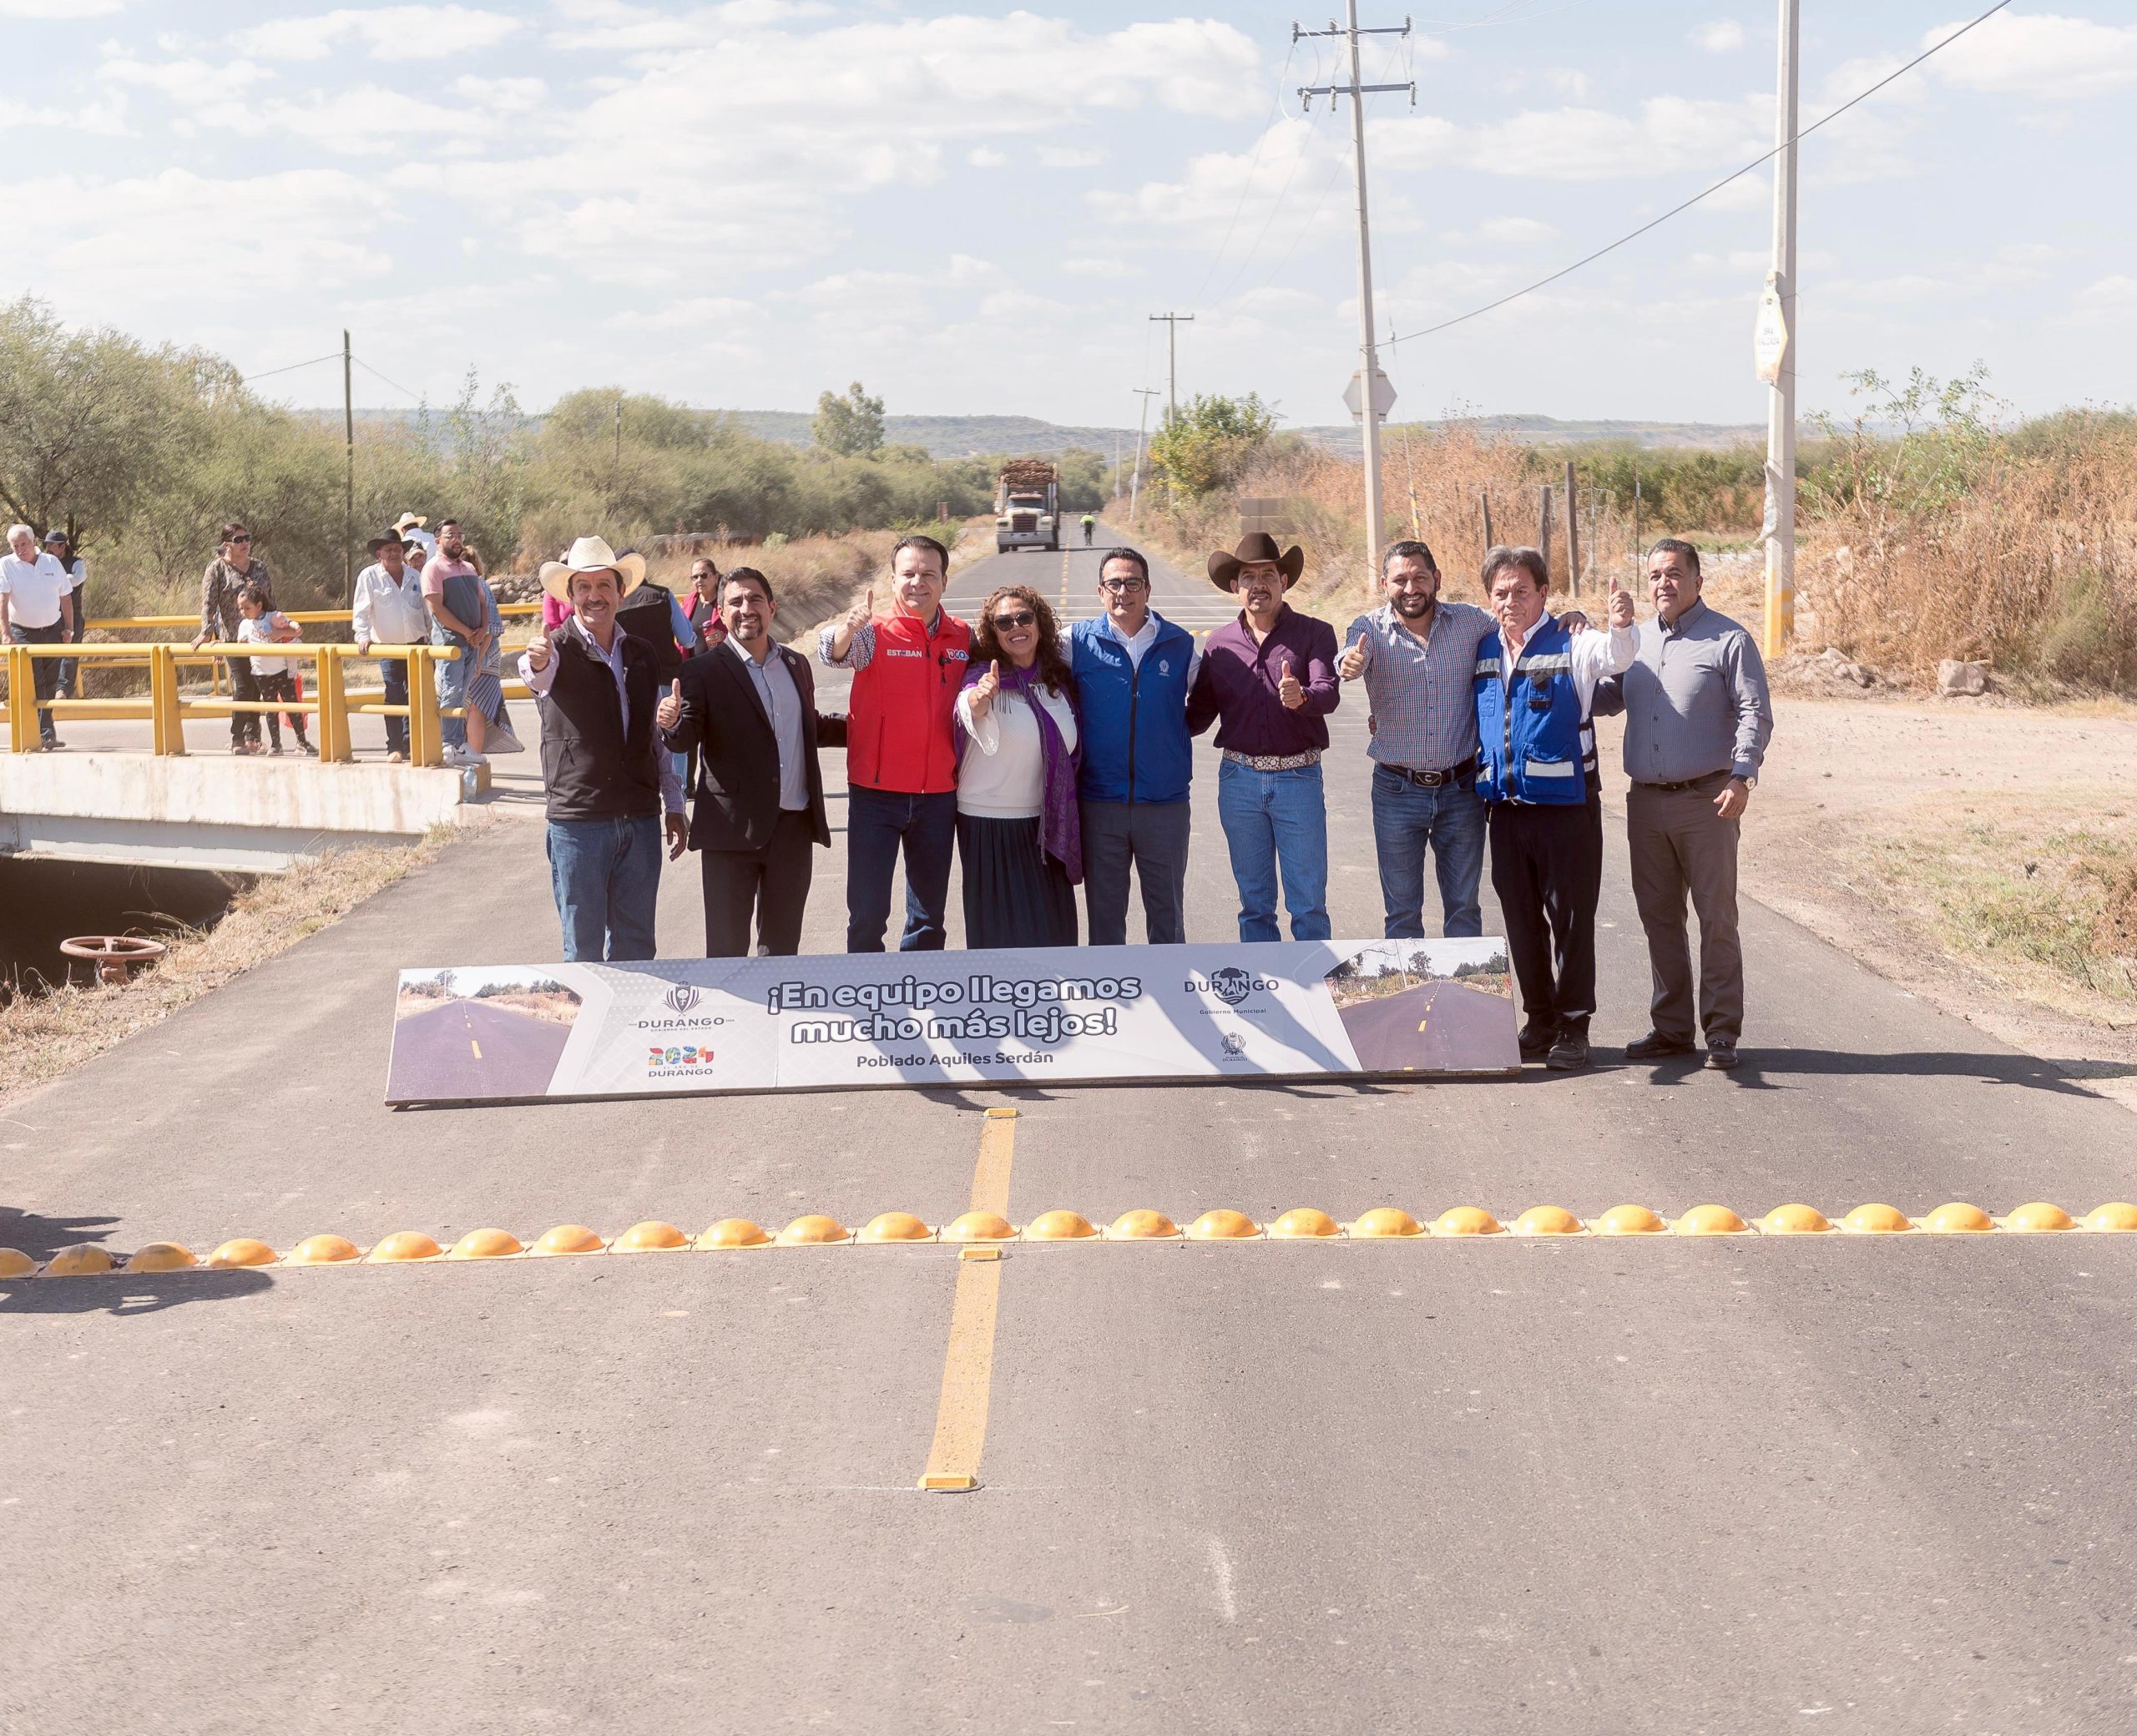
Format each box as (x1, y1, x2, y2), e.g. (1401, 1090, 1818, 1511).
(470, 1039, 482, 1059)
(920, 1107, 1018, 1491)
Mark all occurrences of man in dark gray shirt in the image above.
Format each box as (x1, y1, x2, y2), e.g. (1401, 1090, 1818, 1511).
(1592, 538, 1774, 1070)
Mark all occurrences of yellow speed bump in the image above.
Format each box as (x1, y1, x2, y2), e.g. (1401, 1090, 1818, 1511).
(942, 1210, 1017, 1243)
(1924, 1201, 1995, 1234)
(1432, 1206, 1503, 1238)
(1674, 1204, 1750, 1237)
(1187, 1209, 1260, 1241)
(1761, 1204, 1831, 1234)
(1350, 1207, 1426, 1239)
(448, 1229, 524, 1259)
(1108, 1209, 1180, 1240)
(43, 1244, 114, 1277)
(1268, 1208, 1342, 1239)
(367, 1231, 444, 1263)
(205, 1237, 277, 1269)
(2084, 1202, 2137, 1233)
(1024, 1210, 1099, 1241)
(2004, 1202, 2074, 1234)
(0, 1248, 40, 1278)
(698, 1219, 772, 1249)
(859, 1212, 935, 1244)
(287, 1234, 363, 1266)
(612, 1220, 689, 1253)
(531, 1224, 606, 1256)
(1842, 1203, 1913, 1235)
(127, 1242, 200, 1272)
(1514, 1205, 1584, 1236)
(1595, 1204, 1667, 1236)
(777, 1214, 851, 1246)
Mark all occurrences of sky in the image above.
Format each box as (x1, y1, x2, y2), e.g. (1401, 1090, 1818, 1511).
(3, 1, 2132, 431)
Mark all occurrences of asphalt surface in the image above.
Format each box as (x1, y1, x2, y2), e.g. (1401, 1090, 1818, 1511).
(1336, 977, 1523, 1072)
(7, 519, 2137, 1733)
(384, 998, 573, 1101)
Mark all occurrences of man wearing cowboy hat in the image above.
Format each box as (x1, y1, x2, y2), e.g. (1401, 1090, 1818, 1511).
(1186, 531, 1341, 942)
(392, 512, 437, 564)
(352, 529, 430, 760)
(518, 536, 687, 962)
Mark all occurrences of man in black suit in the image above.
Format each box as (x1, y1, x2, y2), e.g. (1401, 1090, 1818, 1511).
(657, 567, 846, 956)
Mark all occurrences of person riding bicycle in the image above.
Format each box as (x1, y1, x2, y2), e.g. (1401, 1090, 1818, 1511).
(1080, 512, 1096, 547)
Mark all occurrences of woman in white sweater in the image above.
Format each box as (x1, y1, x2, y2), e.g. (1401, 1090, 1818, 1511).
(954, 585, 1083, 948)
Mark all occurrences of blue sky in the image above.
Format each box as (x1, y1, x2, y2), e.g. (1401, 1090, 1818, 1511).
(3, 1, 2130, 429)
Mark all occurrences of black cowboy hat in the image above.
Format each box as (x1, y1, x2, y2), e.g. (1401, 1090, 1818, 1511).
(366, 532, 408, 555)
(1207, 531, 1305, 593)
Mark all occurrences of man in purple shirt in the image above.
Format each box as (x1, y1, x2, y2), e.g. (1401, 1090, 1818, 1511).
(1186, 532, 1341, 941)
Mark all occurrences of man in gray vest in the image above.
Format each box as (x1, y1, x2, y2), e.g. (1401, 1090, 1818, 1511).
(1592, 538, 1774, 1070)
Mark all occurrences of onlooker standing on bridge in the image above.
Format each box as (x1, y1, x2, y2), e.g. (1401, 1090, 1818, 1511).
(235, 583, 313, 755)
(423, 518, 521, 767)
(353, 531, 431, 760)
(519, 537, 686, 961)
(46, 530, 88, 699)
(656, 567, 846, 957)
(1340, 539, 1498, 941)
(1473, 546, 1637, 1072)
(2, 523, 75, 749)
(1071, 547, 1197, 945)
(1188, 532, 1341, 943)
(818, 534, 973, 952)
(1591, 538, 1774, 1071)
(393, 512, 437, 566)
(683, 557, 727, 653)
(189, 522, 273, 754)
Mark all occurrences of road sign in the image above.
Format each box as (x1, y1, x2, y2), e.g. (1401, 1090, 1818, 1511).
(1344, 369, 1397, 422)
(1754, 279, 1789, 384)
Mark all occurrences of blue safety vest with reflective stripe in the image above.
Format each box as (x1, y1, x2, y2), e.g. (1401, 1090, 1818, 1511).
(1473, 616, 1597, 806)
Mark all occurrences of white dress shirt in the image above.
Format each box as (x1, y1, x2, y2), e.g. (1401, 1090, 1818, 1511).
(1499, 613, 1638, 714)
(1101, 610, 1202, 684)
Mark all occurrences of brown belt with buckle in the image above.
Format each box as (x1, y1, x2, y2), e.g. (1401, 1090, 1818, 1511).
(1384, 754, 1475, 789)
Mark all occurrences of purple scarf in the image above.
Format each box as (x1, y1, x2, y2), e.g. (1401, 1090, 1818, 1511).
(958, 659, 1083, 885)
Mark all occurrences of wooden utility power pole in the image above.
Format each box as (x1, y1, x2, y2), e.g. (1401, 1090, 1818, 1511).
(1538, 482, 1553, 573)
(1761, 0, 1801, 658)
(342, 330, 354, 598)
(1149, 313, 1195, 425)
(1480, 489, 1494, 549)
(1563, 460, 1582, 599)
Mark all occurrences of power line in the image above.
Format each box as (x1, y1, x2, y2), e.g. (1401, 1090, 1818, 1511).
(1187, 38, 1297, 311)
(1385, 0, 2013, 347)
(353, 356, 429, 403)
(240, 351, 341, 384)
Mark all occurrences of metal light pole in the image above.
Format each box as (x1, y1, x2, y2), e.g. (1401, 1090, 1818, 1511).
(1761, 0, 1801, 658)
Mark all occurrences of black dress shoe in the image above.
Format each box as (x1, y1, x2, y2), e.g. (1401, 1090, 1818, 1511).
(1545, 1032, 1592, 1071)
(1517, 1023, 1558, 1061)
(1705, 1042, 1741, 1071)
(1624, 1031, 1696, 1061)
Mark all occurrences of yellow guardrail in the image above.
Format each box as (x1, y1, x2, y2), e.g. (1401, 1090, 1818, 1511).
(2, 633, 540, 767)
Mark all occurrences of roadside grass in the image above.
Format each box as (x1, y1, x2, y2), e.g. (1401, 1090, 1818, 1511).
(1847, 799, 2137, 1021)
(0, 827, 448, 1108)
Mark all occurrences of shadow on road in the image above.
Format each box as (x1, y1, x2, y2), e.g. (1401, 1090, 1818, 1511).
(1624, 1046, 2134, 1098)
(0, 1207, 120, 1261)
(1, 1267, 274, 1317)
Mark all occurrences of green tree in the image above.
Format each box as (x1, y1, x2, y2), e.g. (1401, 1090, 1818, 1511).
(1149, 392, 1276, 497)
(812, 381, 885, 458)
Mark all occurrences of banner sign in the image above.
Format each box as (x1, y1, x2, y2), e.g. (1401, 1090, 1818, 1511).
(384, 937, 1519, 1105)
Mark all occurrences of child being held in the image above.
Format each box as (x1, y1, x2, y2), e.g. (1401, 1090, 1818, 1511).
(235, 583, 315, 756)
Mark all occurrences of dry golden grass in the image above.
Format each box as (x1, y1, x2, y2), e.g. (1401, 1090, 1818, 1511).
(0, 830, 447, 1108)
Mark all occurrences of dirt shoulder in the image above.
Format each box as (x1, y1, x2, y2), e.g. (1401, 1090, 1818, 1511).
(1598, 693, 2137, 1110)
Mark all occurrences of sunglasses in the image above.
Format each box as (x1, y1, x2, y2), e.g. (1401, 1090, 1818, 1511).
(991, 611, 1038, 630)
(228, 534, 252, 544)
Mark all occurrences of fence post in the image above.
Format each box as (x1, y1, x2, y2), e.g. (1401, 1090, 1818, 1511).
(1538, 483, 1553, 575)
(1563, 460, 1582, 601)
(314, 648, 351, 763)
(411, 648, 443, 766)
(1479, 488, 1494, 550)
(150, 643, 187, 755)
(7, 643, 35, 753)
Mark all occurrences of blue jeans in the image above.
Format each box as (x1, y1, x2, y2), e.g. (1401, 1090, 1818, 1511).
(1370, 765, 1487, 939)
(546, 815, 664, 961)
(846, 785, 957, 952)
(1215, 758, 1330, 943)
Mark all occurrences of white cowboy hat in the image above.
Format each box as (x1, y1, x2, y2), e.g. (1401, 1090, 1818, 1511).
(538, 534, 648, 603)
(391, 512, 428, 533)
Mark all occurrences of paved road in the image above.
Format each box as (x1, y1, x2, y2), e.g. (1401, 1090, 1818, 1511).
(6, 517, 2137, 1733)
(1337, 977, 1523, 1072)
(384, 997, 573, 1102)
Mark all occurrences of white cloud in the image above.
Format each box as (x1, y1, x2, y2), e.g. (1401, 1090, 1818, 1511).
(0, 0, 123, 15)
(607, 296, 760, 331)
(968, 146, 1007, 168)
(1476, 216, 1557, 245)
(2071, 275, 2137, 319)
(233, 5, 522, 63)
(1038, 145, 1103, 169)
(1372, 95, 1768, 181)
(103, 54, 271, 98)
(1544, 68, 1594, 98)
(1694, 20, 1745, 53)
(1089, 117, 1352, 251)
(1058, 256, 1136, 278)
(1929, 13, 2137, 101)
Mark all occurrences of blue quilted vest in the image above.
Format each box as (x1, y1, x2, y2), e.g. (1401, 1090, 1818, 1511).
(1473, 615, 1597, 806)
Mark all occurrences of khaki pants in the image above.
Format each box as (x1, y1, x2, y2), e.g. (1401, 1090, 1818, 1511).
(1627, 776, 1742, 1045)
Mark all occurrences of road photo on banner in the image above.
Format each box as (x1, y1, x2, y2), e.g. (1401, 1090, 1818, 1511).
(382, 939, 1520, 1106)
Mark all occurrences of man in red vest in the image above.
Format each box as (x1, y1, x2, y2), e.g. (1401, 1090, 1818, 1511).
(818, 534, 973, 950)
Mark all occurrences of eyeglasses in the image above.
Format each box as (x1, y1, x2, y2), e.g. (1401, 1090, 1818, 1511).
(991, 611, 1038, 630)
(1098, 577, 1148, 593)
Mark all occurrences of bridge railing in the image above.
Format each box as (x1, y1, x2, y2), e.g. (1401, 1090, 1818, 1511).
(3, 603, 544, 767)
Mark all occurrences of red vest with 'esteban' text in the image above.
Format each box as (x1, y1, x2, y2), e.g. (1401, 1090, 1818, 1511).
(845, 608, 974, 795)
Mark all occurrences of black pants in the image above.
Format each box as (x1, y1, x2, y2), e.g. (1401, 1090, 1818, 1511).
(701, 809, 816, 956)
(10, 622, 65, 741)
(225, 652, 262, 745)
(255, 671, 309, 749)
(58, 585, 86, 697)
(1487, 795, 1604, 1038)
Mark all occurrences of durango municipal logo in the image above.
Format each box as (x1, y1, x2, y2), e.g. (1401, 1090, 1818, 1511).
(1187, 965, 1276, 1007)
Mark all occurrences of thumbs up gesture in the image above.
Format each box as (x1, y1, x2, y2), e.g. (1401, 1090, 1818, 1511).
(1276, 653, 1306, 710)
(843, 588, 876, 636)
(656, 677, 683, 733)
(969, 657, 1003, 720)
(524, 623, 552, 672)
(1607, 569, 1635, 629)
(1338, 632, 1372, 682)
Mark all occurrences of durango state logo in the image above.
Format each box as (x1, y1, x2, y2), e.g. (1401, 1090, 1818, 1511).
(664, 983, 703, 1015)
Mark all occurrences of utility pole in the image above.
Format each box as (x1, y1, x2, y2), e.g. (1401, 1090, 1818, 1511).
(1149, 313, 1194, 425)
(341, 329, 354, 598)
(1298, 5, 1412, 583)
(1129, 386, 1161, 526)
(1759, 0, 1801, 659)
(614, 394, 623, 465)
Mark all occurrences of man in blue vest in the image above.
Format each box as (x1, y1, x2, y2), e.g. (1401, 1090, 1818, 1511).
(1473, 546, 1637, 1071)
(1070, 547, 1199, 944)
